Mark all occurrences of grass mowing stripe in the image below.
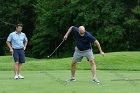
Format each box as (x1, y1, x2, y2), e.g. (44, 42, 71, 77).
(0, 70, 140, 93)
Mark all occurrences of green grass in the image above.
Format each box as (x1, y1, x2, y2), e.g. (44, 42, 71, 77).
(0, 51, 140, 71)
(0, 51, 140, 93)
(0, 70, 140, 93)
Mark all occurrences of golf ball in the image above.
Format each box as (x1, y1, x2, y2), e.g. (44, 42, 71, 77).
(47, 56, 49, 58)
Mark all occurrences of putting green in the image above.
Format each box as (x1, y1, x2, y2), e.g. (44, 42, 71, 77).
(0, 70, 140, 93)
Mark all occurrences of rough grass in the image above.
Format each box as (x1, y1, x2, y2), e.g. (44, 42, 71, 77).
(0, 51, 140, 71)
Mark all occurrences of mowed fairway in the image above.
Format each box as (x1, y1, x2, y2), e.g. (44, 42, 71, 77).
(0, 70, 140, 93)
(0, 52, 140, 93)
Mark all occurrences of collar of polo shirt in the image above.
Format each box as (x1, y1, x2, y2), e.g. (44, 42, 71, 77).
(15, 31, 21, 34)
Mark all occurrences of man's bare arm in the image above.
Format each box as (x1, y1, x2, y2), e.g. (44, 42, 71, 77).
(63, 26, 73, 40)
(24, 41, 28, 50)
(95, 40, 105, 57)
(6, 41, 13, 54)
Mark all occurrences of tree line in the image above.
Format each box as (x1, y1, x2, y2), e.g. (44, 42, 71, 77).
(0, 0, 140, 58)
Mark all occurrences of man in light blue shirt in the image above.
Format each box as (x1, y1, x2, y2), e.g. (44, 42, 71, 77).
(6, 23, 28, 79)
(7, 32, 28, 49)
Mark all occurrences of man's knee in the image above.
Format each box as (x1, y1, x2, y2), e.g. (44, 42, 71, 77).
(89, 59, 95, 65)
(15, 62, 19, 65)
(71, 61, 77, 66)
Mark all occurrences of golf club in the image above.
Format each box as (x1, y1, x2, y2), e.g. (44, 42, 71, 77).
(48, 39, 65, 58)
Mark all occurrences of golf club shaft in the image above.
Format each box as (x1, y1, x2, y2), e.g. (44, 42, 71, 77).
(48, 40, 64, 57)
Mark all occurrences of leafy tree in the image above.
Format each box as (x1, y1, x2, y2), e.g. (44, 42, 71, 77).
(0, 0, 36, 55)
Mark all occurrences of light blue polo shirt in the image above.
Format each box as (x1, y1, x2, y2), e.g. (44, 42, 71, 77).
(7, 31, 28, 49)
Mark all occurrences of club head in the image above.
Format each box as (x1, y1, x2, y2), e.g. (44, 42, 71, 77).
(47, 40, 65, 58)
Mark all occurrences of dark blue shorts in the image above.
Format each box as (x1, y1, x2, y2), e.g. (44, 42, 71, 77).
(13, 48, 25, 63)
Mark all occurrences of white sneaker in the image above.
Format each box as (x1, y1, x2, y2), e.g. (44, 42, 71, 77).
(92, 78, 100, 84)
(66, 78, 76, 82)
(14, 75, 19, 79)
(18, 74, 24, 79)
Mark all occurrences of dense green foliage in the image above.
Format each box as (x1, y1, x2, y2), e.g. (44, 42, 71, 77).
(0, 0, 140, 58)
